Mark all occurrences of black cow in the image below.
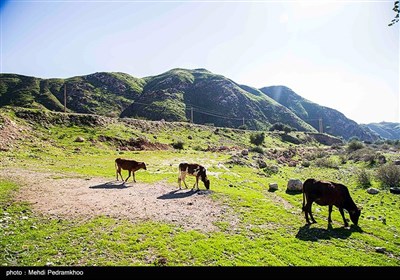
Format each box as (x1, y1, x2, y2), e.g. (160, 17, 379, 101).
(178, 163, 210, 190)
(302, 178, 361, 227)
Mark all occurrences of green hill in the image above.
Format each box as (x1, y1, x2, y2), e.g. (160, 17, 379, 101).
(1, 69, 385, 141)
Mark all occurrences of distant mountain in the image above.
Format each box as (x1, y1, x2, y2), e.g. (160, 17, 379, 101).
(120, 68, 314, 131)
(364, 122, 400, 140)
(0, 68, 381, 141)
(259, 86, 380, 142)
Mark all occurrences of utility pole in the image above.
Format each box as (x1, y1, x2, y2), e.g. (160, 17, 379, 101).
(242, 117, 245, 127)
(190, 107, 193, 123)
(319, 118, 323, 133)
(64, 84, 67, 113)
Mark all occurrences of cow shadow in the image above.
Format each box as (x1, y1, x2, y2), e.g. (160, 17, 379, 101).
(157, 189, 211, 200)
(89, 181, 131, 189)
(295, 223, 363, 241)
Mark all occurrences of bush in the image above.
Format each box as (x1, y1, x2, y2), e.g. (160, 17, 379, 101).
(250, 146, 264, 154)
(314, 157, 339, 169)
(356, 169, 372, 188)
(262, 165, 279, 176)
(250, 132, 265, 146)
(376, 163, 400, 188)
(172, 140, 184, 150)
(348, 148, 377, 164)
(347, 139, 364, 152)
(269, 122, 293, 132)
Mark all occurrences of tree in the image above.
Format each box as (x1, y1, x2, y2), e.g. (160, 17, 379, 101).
(388, 1, 399, 26)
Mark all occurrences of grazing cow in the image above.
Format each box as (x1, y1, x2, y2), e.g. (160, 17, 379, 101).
(302, 178, 361, 227)
(115, 158, 147, 183)
(178, 163, 210, 190)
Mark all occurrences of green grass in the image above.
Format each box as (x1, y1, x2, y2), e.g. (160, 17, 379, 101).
(1, 109, 400, 266)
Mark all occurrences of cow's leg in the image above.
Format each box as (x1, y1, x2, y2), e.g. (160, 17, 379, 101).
(125, 170, 131, 182)
(338, 207, 349, 227)
(304, 201, 311, 224)
(178, 172, 183, 189)
(181, 173, 188, 188)
(117, 167, 123, 181)
(307, 201, 317, 223)
(132, 172, 136, 183)
(328, 205, 333, 224)
(193, 176, 199, 190)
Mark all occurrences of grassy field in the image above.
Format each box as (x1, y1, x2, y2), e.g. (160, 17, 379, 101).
(1, 108, 400, 267)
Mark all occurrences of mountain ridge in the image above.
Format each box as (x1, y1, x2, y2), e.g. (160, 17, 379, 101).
(0, 68, 392, 141)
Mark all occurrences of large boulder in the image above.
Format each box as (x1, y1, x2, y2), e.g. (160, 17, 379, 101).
(287, 179, 303, 192)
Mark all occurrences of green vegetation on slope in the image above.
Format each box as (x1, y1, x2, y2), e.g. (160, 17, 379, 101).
(1, 107, 400, 266)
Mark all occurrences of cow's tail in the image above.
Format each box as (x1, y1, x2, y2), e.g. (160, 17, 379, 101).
(302, 185, 306, 212)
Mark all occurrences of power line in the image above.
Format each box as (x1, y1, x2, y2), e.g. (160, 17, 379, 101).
(129, 100, 246, 121)
(188, 107, 244, 121)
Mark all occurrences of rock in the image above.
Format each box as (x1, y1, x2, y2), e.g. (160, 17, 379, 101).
(269, 183, 278, 191)
(390, 187, 400, 194)
(375, 247, 386, 253)
(287, 179, 303, 192)
(367, 188, 379, 194)
(74, 136, 85, 142)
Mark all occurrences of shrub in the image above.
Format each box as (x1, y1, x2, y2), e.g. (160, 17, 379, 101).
(339, 154, 347, 164)
(283, 126, 292, 134)
(347, 139, 364, 152)
(172, 140, 184, 150)
(356, 169, 372, 188)
(250, 132, 265, 146)
(193, 145, 204, 151)
(250, 146, 264, 154)
(348, 148, 377, 165)
(314, 157, 339, 169)
(269, 122, 293, 132)
(263, 165, 279, 176)
(376, 163, 400, 188)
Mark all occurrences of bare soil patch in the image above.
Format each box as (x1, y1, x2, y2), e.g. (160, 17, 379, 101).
(0, 168, 237, 232)
(0, 115, 32, 151)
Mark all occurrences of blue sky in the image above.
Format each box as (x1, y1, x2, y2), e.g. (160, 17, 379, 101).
(1, 0, 399, 124)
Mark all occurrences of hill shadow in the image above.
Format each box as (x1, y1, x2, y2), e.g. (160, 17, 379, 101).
(89, 181, 130, 189)
(157, 189, 212, 200)
(295, 223, 363, 241)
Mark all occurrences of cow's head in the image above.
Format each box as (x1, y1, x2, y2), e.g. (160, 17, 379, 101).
(204, 178, 210, 190)
(141, 162, 147, 170)
(349, 207, 361, 225)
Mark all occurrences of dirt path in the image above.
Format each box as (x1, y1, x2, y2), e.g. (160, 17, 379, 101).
(0, 168, 237, 232)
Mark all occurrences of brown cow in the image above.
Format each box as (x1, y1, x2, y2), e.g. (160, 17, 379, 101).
(178, 163, 210, 190)
(115, 158, 147, 183)
(302, 178, 361, 227)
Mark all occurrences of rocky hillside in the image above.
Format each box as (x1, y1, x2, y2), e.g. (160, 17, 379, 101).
(120, 69, 315, 132)
(260, 86, 380, 142)
(0, 68, 384, 141)
(365, 122, 400, 140)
